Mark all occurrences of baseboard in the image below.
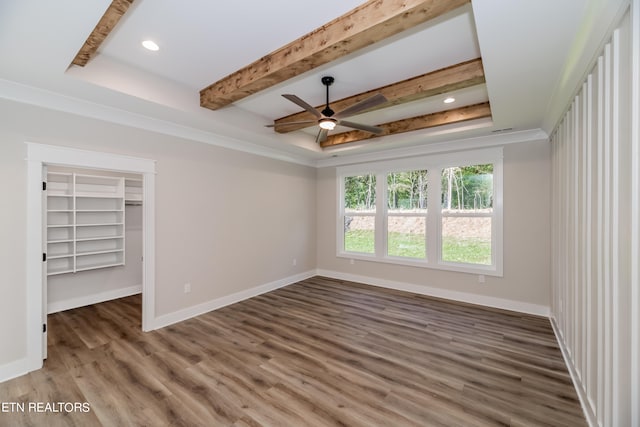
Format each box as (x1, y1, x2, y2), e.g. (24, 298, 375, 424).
(0, 357, 34, 384)
(550, 316, 597, 427)
(151, 270, 316, 330)
(47, 284, 142, 314)
(316, 269, 550, 316)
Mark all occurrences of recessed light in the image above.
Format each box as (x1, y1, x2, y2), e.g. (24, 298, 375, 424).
(142, 40, 159, 51)
(443, 97, 456, 104)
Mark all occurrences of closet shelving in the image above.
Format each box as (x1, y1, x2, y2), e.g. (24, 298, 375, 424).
(46, 172, 125, 275)
(125, 178, 143, 204)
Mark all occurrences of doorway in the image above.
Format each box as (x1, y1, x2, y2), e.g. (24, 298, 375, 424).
(43, 165, 144, 358)
(26, 143, 156, 372)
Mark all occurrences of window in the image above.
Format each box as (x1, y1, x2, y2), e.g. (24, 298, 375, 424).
(337, 148, 503, 276)
(441, 164, 493, 265)
(343, 174, 376, 254)
(386, 170, 428, 259)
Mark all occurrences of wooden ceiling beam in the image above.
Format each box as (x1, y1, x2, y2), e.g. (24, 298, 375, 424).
(70, 0, 135, 67)
(320, 102, 491, 148)
(273, 58, 485, 133)
(200, 0, 470, 110)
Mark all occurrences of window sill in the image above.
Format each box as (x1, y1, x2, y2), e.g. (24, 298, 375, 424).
(337, 252, 503, 277)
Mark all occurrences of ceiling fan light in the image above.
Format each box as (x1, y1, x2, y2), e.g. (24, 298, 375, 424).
(142, 40, 160, 51)
(319, 119, 336, 130)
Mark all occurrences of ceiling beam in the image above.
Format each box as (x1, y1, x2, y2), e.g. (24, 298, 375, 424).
(320, 102, 492, 148)
(273, 58, 485, 133)
(200, 0, 469, 110)
(70, 0, 135, 67)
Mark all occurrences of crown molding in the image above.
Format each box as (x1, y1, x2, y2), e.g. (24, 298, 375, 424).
(0, 78, 548, 170)
(0, 78, 316, 167)
(314, 128, 548, 168)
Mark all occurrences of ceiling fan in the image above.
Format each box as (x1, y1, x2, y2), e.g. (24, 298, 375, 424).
(270, 76, 388, 143)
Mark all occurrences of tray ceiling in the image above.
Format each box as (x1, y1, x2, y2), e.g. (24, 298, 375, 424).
(0, 0, 624, 163)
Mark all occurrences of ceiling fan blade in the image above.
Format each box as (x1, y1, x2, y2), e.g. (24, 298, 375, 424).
(282, 94, 322, 119)
(334, 93, 388, 120)
(316, 129, 329, 143)
(265, 120, 315, 128)
(338, 120, 383, 134)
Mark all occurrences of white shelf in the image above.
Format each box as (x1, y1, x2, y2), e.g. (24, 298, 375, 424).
(76, 223, 124, 227)
(46, 256, 74, 276)
(48, 254, 74, 260)
(47, 196, 73, 211)
(76, 197, 122, 211)
(48, 268, 74, 276)
(76, 209, 123, 212)
(75, 174, 123, 197)
(75, 263, 124, 273)
(47, 211, 73, 227)
(76, 251, 124, 271)
(76, 193, 124, 199)
(47, 172, 73, 196)
(76, 235, 124, 242)
(45, 172, 126, 275)
(76, 249, 124, 257)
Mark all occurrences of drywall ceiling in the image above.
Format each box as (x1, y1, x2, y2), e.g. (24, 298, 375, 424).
(0, 0, 628, 164)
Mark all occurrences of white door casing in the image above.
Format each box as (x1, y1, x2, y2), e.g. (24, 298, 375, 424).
(26, 143, 156, 371)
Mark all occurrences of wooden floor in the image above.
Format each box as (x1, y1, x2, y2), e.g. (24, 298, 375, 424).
(0, 277, 585, 426)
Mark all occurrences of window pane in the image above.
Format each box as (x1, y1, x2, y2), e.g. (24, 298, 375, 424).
(442, 216, 491, 265)
(387, 170, 428, 210)
(344, 215, 375, 254)
(387, 216, 426, 258)
(345, 175, 376, 212)
(441, 164, 493, 211)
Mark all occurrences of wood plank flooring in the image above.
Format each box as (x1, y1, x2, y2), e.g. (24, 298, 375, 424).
(0, 277, 586, 426)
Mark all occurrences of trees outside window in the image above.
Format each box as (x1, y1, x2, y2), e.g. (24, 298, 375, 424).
(387, 170, 428, 259)
(441, 164, 493, 265)
(337, 148, 502, 276)
(343, 174, 376, 254)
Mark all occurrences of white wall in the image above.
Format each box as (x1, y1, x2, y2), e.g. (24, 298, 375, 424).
(0, 98, 317, 371)
(316, 139, 552, 313)
(0, 135, 29, 369)
(550, 5, 639, 426)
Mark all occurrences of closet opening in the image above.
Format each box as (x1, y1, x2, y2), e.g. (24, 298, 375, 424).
(26, 143, 156, 373)
(43, 166, 144, 359)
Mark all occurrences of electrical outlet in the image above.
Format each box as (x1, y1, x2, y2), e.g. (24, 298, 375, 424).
(350, 259, 355, 265)
(292, 258, 297, 266)
(184, 283, 191, 293)
(478, 274, 485, 284)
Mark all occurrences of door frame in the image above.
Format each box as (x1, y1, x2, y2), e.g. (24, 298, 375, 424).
(26, 142, 156, 371)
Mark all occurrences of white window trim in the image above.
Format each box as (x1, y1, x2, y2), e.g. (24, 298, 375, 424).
(337, 147, 503, 277)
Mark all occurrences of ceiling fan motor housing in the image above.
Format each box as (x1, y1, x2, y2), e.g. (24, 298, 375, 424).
(321, 107, 335, 117)
(321, 76, 334, 86)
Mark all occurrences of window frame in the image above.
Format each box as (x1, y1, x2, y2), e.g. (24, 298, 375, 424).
(337, 147, 503, 276)
(384, 169, 429, 261)
(343, 173, 377, 255)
